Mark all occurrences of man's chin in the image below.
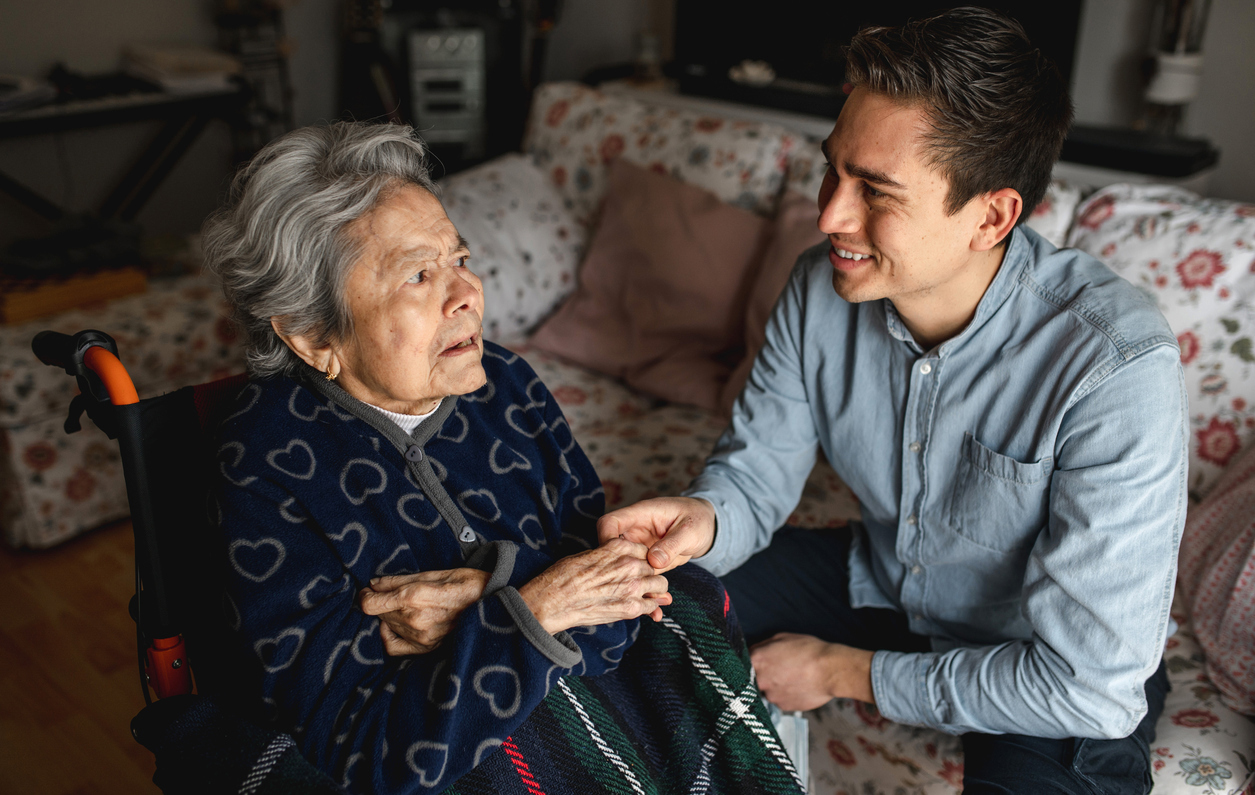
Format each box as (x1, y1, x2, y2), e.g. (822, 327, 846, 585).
(831, 271, 881, 304)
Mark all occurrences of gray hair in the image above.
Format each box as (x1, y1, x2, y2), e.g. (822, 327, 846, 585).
(202, 121, 440, 379)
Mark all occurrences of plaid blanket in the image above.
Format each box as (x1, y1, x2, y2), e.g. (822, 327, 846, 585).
(445, 565, 805, 795)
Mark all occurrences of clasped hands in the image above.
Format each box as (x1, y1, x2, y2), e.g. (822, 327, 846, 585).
(358, 495, 874, 709)
(600, 496, 876, 709)
(358, 536, 671, 656)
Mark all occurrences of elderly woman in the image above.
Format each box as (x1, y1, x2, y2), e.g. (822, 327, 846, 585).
(203, 122, 802, 795)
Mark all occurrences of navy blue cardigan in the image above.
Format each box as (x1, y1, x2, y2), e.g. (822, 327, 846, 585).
(215, 343, 636, 794)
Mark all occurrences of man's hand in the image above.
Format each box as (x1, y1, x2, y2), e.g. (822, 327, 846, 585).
(518, 537, 672, 635)
(750, 632, 875, 711)
(597, 496, 717, 572)
(358, 568, 490, 656)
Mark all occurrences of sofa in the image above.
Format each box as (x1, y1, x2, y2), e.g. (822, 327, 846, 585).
(2, 81, 1252, 793)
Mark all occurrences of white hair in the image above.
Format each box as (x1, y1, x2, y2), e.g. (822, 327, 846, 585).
(203, 121, 439, 378)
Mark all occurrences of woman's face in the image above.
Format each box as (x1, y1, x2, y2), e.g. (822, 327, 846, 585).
(333, 184, 486, 415)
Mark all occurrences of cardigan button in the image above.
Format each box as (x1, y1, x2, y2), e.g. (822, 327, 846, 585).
(459, 526, 475, 543)
(405, 445, 424, 462)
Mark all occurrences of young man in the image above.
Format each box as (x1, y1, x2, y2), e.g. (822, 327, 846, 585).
(599, 8, 1185, 793)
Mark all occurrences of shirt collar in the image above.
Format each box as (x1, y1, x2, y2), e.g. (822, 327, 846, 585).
(881, 225, 1031, 356)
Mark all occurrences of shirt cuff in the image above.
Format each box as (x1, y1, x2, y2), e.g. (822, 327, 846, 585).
(870, 650, 937, 729)
(682, 488, 741, 576)
(494, 586, 583, 668)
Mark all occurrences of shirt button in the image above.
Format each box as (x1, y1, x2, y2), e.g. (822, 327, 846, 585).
(919, 362, 932, 375)
(911, 565, 922, 575)
(909, 442, 921, 453)
(459, 526, 475, 542)
(906, 514, 917, 525)
(405, 444, 424, 462)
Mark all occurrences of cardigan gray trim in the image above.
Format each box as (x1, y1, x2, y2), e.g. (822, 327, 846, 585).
(496, 586, 583, 668)
(463, 541, 517, 596)
(303, 369, 479, 557)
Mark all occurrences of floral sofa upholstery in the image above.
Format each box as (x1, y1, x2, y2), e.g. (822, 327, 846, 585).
(1, 81, 1252, 793)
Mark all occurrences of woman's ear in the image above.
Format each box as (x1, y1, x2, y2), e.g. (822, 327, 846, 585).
(271, 317, 339, 376)
(972, 188, 1022, 252)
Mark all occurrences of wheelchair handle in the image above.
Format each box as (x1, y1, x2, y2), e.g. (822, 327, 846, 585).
(33, 329, 187, 701)
(32, 329, 136, 405)
(83, 346, 139, 405)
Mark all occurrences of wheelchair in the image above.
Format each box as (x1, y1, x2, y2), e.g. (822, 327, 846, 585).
(33, 329, 346, 795)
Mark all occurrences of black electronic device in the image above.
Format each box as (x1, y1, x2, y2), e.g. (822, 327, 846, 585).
(1062, 125, 1220, 178)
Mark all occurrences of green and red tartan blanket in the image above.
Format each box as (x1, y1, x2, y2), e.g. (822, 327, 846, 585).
(445, 565, 805, 795)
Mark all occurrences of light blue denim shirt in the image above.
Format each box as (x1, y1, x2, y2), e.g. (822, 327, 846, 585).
(687, 226, 1188, 740)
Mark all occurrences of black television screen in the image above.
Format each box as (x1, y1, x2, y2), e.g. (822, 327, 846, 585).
(673, 1, 1083, 118)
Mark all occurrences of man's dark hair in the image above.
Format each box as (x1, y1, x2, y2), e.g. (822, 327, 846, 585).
(844, 6, 1073, 220)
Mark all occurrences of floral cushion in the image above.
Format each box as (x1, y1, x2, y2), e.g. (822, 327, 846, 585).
(0, 272, 246, 548)
(1152, 594, 1255, 795)
(1025, 179, 1086, 248)
(523, 82, 794, 226)
(1066, 185, 1255, 499)
(439, 154, 586, 343)
(0, 273, 242, 427)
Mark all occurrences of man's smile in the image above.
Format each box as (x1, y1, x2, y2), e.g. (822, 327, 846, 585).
(829, 244, 875, 271)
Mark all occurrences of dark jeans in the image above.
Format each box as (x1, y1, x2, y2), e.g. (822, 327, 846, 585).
(721, 526, 1170, 795)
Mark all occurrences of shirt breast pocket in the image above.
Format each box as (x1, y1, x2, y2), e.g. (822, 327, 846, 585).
(946, 432, 1052, 553)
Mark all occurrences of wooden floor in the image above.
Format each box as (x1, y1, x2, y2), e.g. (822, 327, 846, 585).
(0, 520, 159, 794)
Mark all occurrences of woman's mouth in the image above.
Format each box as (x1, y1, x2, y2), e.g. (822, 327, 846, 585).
(441, 333, 479, 356)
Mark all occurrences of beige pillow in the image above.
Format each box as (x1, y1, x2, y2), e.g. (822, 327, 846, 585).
(530, 159, 772, 411)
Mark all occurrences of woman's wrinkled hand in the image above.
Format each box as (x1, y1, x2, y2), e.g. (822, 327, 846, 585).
(518, 537, 673, 635)
(358, 568, 490, 656)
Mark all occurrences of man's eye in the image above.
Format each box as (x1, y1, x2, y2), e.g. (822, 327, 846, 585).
(455, 256, 468, 268)
(406, 270, 426, 284)
(863, 183, 884, 198)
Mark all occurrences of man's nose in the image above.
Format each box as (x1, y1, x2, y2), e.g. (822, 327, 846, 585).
(818, 183, 862, 236)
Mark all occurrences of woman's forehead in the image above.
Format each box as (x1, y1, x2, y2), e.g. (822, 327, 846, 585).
(354, 185, 463, 263)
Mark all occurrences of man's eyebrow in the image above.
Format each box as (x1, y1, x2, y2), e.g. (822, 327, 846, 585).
(456, 234, 469, 252)
(820, 139, 906, 191)
(844, 162, 906, 190)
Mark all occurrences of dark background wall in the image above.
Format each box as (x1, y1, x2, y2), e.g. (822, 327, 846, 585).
(0, 0, 1250, 251)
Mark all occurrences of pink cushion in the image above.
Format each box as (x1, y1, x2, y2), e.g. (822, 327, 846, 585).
(529, 158, 772, 411)
(720, 190, 827, 414)
(1179, 441, 1255, 716)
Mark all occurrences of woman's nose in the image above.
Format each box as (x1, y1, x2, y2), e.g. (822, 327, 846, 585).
(442, 269, 481, 317)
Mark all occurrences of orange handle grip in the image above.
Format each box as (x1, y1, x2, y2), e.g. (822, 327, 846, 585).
(83, 346, 138, 406)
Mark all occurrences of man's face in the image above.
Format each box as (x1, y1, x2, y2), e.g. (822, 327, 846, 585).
(818, 88, 992, 309)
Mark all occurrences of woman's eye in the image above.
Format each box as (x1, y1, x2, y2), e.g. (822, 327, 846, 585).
(406, 270, 426, 284)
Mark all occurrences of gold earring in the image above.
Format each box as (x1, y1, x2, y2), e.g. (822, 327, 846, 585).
(325, 368, 337, 381)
